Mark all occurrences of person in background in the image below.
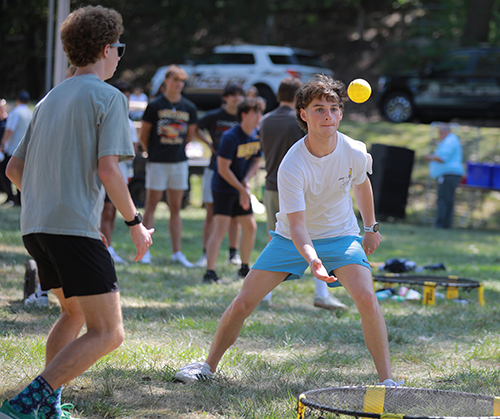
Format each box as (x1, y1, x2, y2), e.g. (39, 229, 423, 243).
(0, 98, 8, 196)
(0, 90, 32, 207)
(426, 123, 464, 229)
(202, 97, 265, 284)
(2, 5, 153, 419)
(100, 81, 140, 263)
(139, 65, 197, 266)
(259, 76, 347, 311)
(194, 84, 245, 268)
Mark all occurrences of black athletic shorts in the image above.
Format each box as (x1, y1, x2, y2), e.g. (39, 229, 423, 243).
(22, 233, 119, 298)
(212, 191, 253, 217)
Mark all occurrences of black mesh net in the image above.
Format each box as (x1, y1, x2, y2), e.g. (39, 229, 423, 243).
(298, 386, 500, 419)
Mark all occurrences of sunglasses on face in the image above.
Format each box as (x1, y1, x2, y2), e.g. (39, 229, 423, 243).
(109, 43, 126, 58)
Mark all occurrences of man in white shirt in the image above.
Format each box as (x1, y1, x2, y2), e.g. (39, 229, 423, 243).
(0, 90, 32, 205)
(175, 75, 400, 387)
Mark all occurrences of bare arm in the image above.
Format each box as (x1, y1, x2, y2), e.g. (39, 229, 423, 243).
(242, 157, 261, 187)
(98, 155, 153, 261)
(0, 129, 13, 153)
(6, 156, 24, 190)
(194, 127, 216, 154)
(217, 155, 252, 210)
(287, 210, 337, 283)
(139, 121, 152, 152)
(353, 177, 382, 256)
(185, 124, 197, 145)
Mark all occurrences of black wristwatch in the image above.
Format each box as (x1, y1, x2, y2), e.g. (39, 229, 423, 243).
(363, 222, 379, 233)
(124, 212, 143, 227)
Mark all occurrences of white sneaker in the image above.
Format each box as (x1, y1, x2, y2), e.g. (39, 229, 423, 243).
(226, 253, 242, 265)
(140, 250, 152, 264)
(25, 293, 49, 307)
(375, 379, 404, 387)
(175, 362, 215, 383)
(172, 252, 194, 268)
(109, 247, 126, 264)
(195, 254, 207, 267)
(313, 294, 348, 311)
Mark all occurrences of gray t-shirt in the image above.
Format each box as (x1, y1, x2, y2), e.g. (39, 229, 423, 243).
(14, 74, 134, 239)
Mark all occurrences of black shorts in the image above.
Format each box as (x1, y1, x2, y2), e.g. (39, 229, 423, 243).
(22, 233, 119, 298)
(212, 191, 253, 217)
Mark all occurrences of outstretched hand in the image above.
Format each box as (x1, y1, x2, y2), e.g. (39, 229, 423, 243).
(130, 224, 154, 262)
(309, 258, 337, 283)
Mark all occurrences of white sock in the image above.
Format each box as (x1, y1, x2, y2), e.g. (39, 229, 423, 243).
(314, 277, 330, 298)
(263, 292, 272, 301)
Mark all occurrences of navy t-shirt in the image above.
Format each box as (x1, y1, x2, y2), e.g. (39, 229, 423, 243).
(198, 108, 238, 170)
(142, 95, 197, 163)
(212, 125, 262, 194)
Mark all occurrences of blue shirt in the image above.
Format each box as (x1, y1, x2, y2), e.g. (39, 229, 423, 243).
(212, 125, 262, 194)
(429, 132, 465, 179)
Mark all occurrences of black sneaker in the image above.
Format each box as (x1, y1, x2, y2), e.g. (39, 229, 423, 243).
(203, 270, 221, 284)
(237, 264, 250, 278)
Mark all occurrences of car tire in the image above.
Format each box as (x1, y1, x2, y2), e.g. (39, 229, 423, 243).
(382, 91, 415, 123)
(254, 84, 278, 112)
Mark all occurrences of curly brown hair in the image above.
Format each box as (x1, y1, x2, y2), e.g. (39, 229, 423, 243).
(60, 6, 124, 67)
(295, 75, 348, 131)
(236, 97, 266, 121)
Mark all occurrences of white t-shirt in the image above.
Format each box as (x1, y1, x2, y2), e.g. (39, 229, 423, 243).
(14, 74, 134, 239)
(275, 132, 372, 240)
(5, 103, 32, 155)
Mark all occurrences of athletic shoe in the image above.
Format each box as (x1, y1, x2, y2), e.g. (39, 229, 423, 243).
(202, 270, 221, 284)
(313, 295, 348, 311)
(172, 252, 194, 268)
(375, 379, 404, 387)
(0, 400, 37, 419)
(195, 254, 207, 267)
(108, 247, 126, 264)
(60, 403, 79, 419)
(140, 250, 152, 264)
(226, 253, 242, 265)
(236, 264, 250, 278)
(175, 362, 215, 383)
(24, 293, 49, 308)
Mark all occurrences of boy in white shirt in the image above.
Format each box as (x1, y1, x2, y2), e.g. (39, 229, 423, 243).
(175, 75, 400, 387)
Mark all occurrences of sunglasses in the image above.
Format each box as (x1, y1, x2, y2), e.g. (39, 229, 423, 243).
(110, 43, 126, 58)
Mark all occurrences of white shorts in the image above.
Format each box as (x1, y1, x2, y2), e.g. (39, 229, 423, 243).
(145, 161, 189, 191)
(202, 167, 214, 204)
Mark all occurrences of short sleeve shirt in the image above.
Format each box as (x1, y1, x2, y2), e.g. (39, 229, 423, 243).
(14, 74, 134, 239)
(197, 108, 238, 170)
(212, 125, 262, 194)
(142, 95, 197, 163)
(275, 132, 372, 240)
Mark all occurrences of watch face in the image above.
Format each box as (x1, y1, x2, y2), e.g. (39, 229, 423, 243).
(373, 223, 379, 232)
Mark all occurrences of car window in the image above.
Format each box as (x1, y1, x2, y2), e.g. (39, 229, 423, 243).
(432, 51, 473, 75)
(476, 50, 500, 75)
(218, 53, 256, 64)
(295, 53, 326, 68)
(269, 54, 294, 65)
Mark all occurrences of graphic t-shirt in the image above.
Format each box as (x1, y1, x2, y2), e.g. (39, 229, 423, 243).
(212, 125, 262, 194)
(142, 95, 197, 163)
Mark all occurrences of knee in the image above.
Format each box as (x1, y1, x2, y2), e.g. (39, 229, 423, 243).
(227, 296, 255, 320)
(354, 289, 380, 316)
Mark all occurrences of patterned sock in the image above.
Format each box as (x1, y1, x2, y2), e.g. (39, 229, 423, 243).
(37, 386, 62, 419)
(9, 375, 54, 414)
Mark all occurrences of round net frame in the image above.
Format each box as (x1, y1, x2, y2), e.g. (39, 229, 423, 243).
(372, 274, 484, 306)
(297, 386, 500, 419)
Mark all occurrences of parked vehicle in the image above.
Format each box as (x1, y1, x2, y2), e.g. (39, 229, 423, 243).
(150, 44, 333, 110)
(377, 47, 500, 123)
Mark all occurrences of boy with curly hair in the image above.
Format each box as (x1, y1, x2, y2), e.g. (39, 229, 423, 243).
(175, 75, 401, 387)
(2, 6, 153, 419)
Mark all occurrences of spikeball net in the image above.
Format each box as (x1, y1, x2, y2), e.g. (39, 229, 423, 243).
(372, 274, 484, 306)
(297, 386, 500, 419)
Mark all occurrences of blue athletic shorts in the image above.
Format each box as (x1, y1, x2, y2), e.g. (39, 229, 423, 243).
(252, 231, 370, 288)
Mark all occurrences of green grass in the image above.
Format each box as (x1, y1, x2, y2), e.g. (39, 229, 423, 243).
(2, 120, 500, 418)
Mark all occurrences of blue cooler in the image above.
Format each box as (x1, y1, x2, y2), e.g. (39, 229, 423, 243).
(466, 162, 492, 188)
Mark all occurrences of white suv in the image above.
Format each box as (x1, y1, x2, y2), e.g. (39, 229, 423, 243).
(150, 44, 333, 110)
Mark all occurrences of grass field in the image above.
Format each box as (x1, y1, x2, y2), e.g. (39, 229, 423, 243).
(1, 120, 500, 418)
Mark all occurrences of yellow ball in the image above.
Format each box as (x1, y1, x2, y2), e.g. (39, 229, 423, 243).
(347, 79, 372, 103)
